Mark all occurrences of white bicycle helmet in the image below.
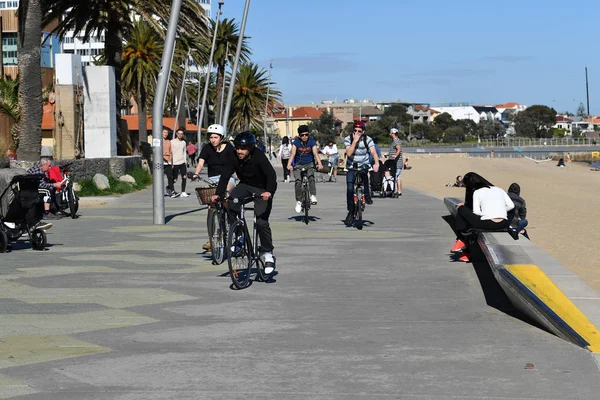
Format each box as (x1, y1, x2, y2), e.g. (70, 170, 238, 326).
(207, 124, 226, 137)
(390, 128, 399, 134)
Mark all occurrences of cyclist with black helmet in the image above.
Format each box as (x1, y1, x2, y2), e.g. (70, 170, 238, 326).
(287, 125, 323, 213)
(211, 131, 278, 274)
(344, 121, 380, 224)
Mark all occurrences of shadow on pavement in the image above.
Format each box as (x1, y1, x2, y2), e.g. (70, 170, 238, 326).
(166, 207, 205, 224)
(441, 214, 548, 332)
(287, 215, 321, 223)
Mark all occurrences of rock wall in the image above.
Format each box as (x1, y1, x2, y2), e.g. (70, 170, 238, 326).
(9, 156, 141, 182)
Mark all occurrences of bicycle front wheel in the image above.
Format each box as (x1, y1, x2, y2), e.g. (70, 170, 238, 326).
(303, 185, 310, 224)
(209, 209, 226, 265)
(227, 220, 252, 289)
(355, 187, 363, 222)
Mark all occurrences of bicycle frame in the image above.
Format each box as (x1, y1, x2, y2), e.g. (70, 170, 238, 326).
(233, 195, 260, 259)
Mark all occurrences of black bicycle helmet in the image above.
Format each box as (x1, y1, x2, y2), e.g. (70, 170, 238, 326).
(233, 131, 257, 148)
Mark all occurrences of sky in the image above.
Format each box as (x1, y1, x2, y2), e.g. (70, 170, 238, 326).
(221, 0, 599, 114)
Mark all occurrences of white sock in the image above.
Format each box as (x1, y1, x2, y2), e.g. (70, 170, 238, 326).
(264, 252, 274, 263)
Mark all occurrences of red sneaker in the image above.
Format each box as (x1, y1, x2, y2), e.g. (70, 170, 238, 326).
(458, 253, 470, 262)
(451, 239, 466, 253)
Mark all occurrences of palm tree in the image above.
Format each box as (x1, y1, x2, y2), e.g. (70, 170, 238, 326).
(0, 77, 20, 152)
(42, 0, 209, 148)
(228, 63, 281, 133)
(17, 0, 43, 161)
(212, 18, 251, 123)
(121, 19, 162, 145)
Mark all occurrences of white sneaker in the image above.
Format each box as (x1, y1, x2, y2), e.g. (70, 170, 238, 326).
(180, 192, 189, 197)
(264, 252, 275, 274)
(310, 195, 318, 205)
(295, 201, 302, 213)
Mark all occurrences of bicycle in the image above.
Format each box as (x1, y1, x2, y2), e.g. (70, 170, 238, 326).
(226, 194, 275, 289)
(300, 167, 311, 224)
(350, 163, 368, 224)
(191, 175, 228, 265)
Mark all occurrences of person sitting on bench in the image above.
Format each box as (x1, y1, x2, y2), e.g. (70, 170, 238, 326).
(451, 172, 515, 262)
(507, 182, 529, 239)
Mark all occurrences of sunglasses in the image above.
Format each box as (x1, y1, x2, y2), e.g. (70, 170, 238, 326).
(353, 129, 363, 133)
(299, 133, 309, 137)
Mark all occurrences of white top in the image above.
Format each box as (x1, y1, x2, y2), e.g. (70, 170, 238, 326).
(171, 138, 187, 166)
(322, 144, 339, 155)
(472, 186, 515, 220)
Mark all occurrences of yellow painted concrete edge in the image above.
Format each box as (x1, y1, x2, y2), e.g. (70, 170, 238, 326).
(507, 264, 600, 353)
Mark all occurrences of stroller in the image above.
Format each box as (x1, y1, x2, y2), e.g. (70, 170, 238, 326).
(369, 161, 384, 196)
(0, 169, 48, 252)
(379, 160, 398, 198)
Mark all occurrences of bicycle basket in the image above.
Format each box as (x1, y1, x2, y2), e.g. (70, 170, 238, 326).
(195, 186, 217, 205)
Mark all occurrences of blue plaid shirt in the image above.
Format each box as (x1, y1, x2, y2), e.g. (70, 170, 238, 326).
(27, 165, 53, 190)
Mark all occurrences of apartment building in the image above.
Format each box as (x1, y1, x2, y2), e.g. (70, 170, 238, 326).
(61, 0, 212, 67)
(1, 1, 61, 78)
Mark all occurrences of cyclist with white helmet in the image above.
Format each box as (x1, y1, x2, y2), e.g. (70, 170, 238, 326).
(192, 124, 237, 251)
(192, 124, 237, 191)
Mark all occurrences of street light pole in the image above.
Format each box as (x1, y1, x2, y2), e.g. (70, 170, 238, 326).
(197, 1, 224, 145)
(263, 59, 274, 158)
(152, 0, 183, 225)
(219, 42, 229, 124)
(222, 0, 251, 133)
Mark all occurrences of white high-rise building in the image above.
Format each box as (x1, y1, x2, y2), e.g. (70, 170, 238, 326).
(198, 0, 212, 18)
(60, 1, 213, 67)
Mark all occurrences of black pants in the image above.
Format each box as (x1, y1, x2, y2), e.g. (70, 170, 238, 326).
(164, 164, 174, 192)
(282, 158, 290, 180)
(173, 164, 187, 192)
(25, 199, 44, 228)
(346, 169, 371, 212)
(227, 183, 274, 252)
(455, 206, 510, 234)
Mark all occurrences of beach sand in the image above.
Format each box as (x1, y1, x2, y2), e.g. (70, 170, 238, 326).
(403, 155, 600, 293)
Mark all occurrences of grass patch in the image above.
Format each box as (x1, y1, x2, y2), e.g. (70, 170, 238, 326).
(76, 165, 153, 197)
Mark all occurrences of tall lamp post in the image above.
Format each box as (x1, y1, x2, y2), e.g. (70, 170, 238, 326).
(151, 0, 183, 225)
(222, 0, 251, 133)
(197, 0, 224, 145)
(263, 59, 274, 158)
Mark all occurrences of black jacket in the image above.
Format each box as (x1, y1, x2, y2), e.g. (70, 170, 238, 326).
(507, 192, 527, 226)
(217, 149, 277, 197)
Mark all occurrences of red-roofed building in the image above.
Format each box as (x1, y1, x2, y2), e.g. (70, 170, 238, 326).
(121, 115, 204, 143)
(267, 106, 327, 137)
(41, 104, 55, 148)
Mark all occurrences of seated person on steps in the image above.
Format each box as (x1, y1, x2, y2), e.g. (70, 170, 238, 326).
(450, 172, 515, 262)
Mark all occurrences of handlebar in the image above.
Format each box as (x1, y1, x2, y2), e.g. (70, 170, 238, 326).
(187, 172, 216, 187)
(60, 162, 73, 172)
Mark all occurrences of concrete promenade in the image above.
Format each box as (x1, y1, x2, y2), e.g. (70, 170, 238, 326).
(0, 171, 599, 399)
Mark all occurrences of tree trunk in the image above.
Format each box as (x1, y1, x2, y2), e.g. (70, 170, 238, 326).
(138, 83, 147, 145)
(214, 64, 225, 125)
(16, 0, 43, 161)
(105, 14, 123, 154)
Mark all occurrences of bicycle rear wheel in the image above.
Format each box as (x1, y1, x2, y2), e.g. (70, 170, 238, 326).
(209, 209, 226, 265)
(227, 220, 252, 289)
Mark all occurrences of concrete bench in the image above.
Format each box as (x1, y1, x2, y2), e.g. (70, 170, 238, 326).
(444, 197, 600, 356)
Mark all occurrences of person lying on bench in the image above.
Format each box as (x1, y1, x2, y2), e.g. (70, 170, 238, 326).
(451, 172, 515, 262)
